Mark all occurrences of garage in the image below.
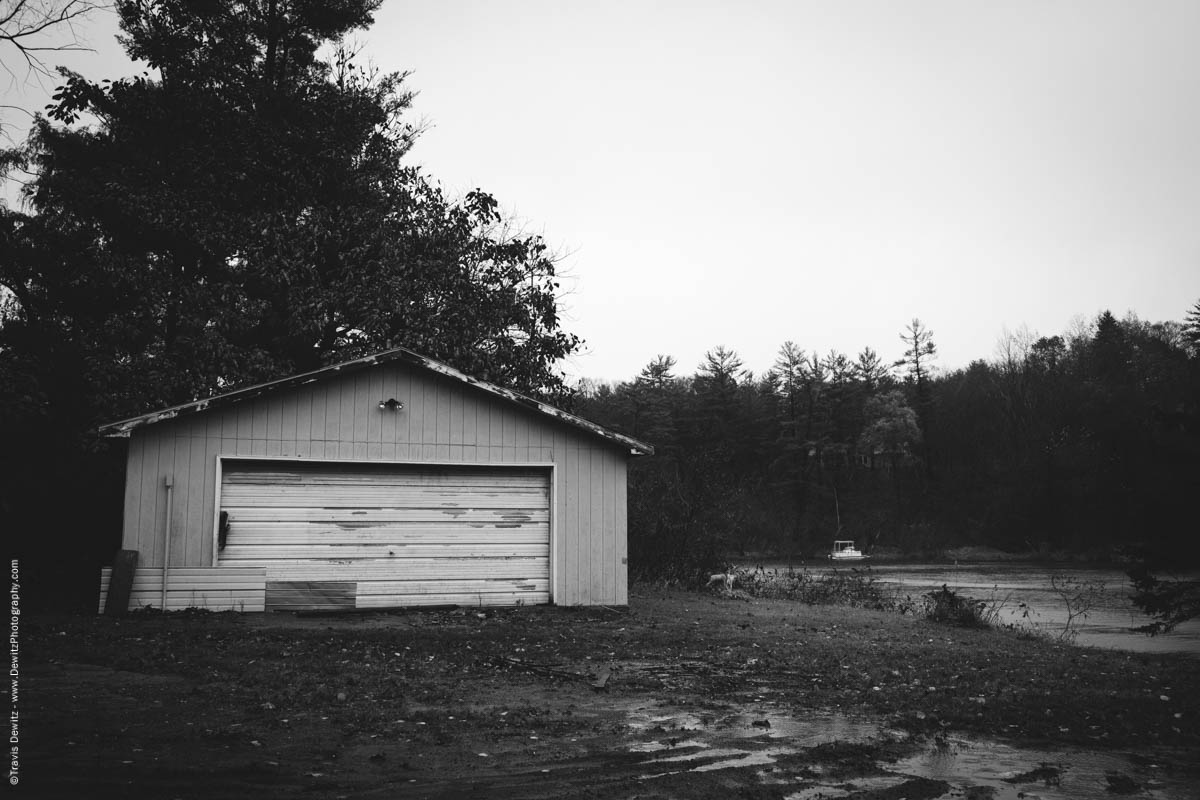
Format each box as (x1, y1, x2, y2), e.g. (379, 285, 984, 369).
(97, 345, 651, 612)
(219, 460, 551, 609)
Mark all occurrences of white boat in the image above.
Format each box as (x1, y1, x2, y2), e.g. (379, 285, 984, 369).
(829, 540, 868, 561)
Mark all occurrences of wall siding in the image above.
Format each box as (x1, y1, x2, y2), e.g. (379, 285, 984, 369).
(98, 567, 267, 612)
(118, 363, 629, 606)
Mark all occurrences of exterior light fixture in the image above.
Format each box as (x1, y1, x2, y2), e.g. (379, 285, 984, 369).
(378, 398, 404, 411)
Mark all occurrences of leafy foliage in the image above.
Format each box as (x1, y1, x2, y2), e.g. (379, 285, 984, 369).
(1127, 553, 1200, 635)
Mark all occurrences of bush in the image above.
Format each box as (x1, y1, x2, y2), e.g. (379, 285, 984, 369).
(922, 585, 991, 627)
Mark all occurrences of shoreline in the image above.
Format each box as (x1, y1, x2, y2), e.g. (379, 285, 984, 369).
(735, 545, 1191, 569)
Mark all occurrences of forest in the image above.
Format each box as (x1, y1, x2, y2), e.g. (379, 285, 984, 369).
(576, 310, 1200, 580)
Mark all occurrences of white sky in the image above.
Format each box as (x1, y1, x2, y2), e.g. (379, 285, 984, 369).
(4, 1, 1199, 383)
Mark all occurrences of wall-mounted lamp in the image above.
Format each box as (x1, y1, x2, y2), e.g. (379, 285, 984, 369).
(378, 398, 404, 411)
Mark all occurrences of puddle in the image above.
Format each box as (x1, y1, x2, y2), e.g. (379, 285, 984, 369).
(626, 709, 708, 734)
(628, 738, 707, 753)
(622, 702, 1197, 799)
(627, 704, 888, 779)
(721, 712, 884, 744)
(892, 737, 1196, 799)
(626, 706, 882, 746)
(644, 745, 796, 775)
(786, 776, 909, 799)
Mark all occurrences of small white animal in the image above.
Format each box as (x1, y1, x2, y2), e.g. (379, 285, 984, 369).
(706, 571, 734, 591)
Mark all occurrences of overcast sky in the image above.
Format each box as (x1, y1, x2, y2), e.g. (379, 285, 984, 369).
(4, 1, 1199, 383)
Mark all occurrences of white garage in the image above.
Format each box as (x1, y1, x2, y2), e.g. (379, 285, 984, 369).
(97, 346, 652, 612)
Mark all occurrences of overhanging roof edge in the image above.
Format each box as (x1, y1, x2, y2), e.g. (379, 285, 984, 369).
(96, 347, 654, 456)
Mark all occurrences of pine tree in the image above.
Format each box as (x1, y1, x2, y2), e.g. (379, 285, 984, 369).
(1183, 299, 1200, 355)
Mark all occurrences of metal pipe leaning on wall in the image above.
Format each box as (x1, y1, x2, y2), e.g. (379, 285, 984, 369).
(162, 474, 173, 609)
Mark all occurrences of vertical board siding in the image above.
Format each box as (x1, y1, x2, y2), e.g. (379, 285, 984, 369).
(185, 435, 206, 566)
(594, 450, 607, 604)
(617, 463, 629, 604)
(118, 363, 631, 607)
(564, 437, 582, 604)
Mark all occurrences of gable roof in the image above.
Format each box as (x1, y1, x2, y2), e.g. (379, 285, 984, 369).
(97, 346, 653, 456)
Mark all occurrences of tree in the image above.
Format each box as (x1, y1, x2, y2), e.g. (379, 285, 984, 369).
(696, 346, 744, 392)
(1183, 299, 1200, 356)
(1128, 554, 1200, 635)
(630, 355, 680, 443)
(857, 389, 921, 530)
(0, 0, 582, 606)
(1028, 335, 1067, 374)
(858, 390, 921, 468)
(1090, 310, 1132, 385)
(854, 346, 890, 391)
(895, 317, 937, 397)
(822, 349, 854, 445)
(4, 1, 579, 405)
(895, 318, 937, 477)
(773, 341, 806, 429)
(603, 355, 679, 445)
(638, 354, 677, 389)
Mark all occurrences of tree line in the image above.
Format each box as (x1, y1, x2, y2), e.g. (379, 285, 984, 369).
(577, 308, 1200, 580)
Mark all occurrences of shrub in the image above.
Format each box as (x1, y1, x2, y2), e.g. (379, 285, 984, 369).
(922, 585, 991, 627)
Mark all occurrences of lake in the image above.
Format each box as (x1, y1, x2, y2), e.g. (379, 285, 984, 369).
(751, 562, 1200, 658)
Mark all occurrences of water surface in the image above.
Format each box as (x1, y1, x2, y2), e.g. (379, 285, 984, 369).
(758, 562, 1200, 657)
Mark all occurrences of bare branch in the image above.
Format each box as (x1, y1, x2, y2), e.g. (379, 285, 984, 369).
(0, 0, 108, 82)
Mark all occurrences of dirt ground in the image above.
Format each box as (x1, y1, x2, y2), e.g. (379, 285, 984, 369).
(21, 588, 1200, 799)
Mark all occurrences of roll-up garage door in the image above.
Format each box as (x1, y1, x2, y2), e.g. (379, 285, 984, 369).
(219, 460, 551, 610)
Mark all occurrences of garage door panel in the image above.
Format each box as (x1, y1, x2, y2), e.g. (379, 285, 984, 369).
(224, 465, 546, 486)
(261, 559, 549, 580)
(356, 590, 550, 608)
(220, 528, 550, 545)
(219, 460, 551, 609)
(221, 544, 549, 561)
(358, 578, 550, 595)
(221, 491, 549, 509)
(223, 507, 548, 523)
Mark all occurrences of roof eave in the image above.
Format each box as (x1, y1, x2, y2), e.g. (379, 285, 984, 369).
(96, 347, 655, 456)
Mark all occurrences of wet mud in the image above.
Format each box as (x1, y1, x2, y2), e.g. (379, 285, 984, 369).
(23, 589, 1200, 799)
